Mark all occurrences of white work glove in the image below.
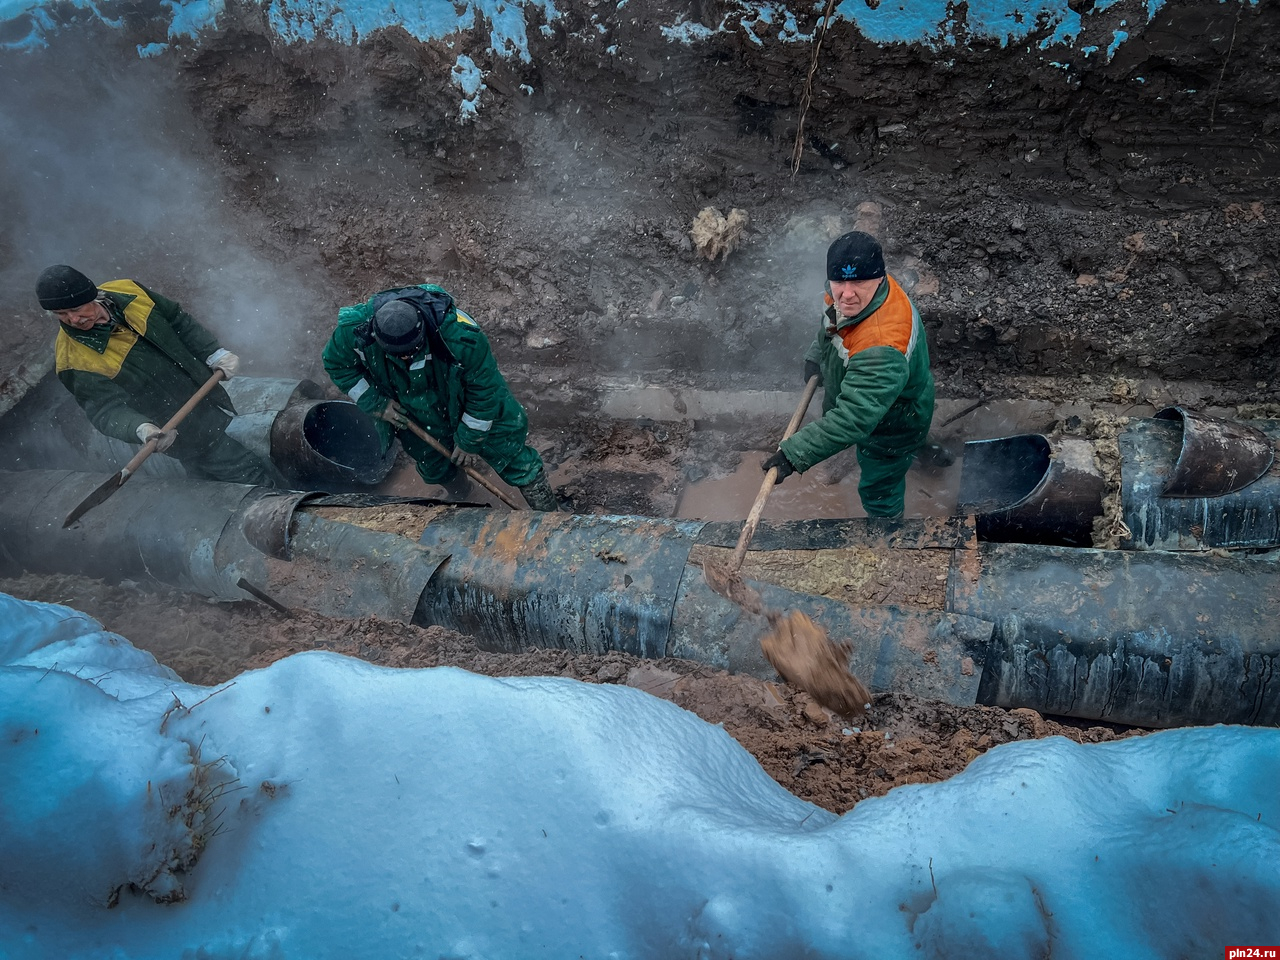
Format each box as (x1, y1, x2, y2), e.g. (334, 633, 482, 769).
(206, 348, 240, 379)
(379, 399, 409, 429)
(451, 447, 483, 471)
(136, 422, 178, 452)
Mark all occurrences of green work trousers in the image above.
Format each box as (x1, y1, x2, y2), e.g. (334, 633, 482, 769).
(856, 444, 916, 518)
(179, 432, 283, 488)
(398, 426, 545, 488)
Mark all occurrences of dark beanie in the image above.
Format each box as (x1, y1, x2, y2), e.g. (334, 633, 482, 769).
(372, 299, 426, 355)
(826, 232, 886, 282)
(37, 265, 99, 311)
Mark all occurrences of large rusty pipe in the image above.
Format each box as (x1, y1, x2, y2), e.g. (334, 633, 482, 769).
(2, 470, 1278, 727)
(0, 376, 393, 488)
(948, 541, 1280, 727)
(0, 471, 989, 708)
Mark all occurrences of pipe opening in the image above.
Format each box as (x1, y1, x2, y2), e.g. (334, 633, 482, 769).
(303, 402, 384, 477)
(956, 435, 1104, 548)
(956, 435, 1051, 514)
(271, 400, 396, 487)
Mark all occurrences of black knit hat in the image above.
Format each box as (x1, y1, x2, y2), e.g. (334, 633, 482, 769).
(372, 299, 426, 356)
(826, 232, 886, 282)
(37, 265, 99, 311)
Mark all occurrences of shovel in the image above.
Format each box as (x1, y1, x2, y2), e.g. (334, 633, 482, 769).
(701, 375, 871, 716)
(395, 414, 522, 510)
(62, 370, 227, 528)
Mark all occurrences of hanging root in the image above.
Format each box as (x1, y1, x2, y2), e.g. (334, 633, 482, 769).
(760, 611, 870, 717)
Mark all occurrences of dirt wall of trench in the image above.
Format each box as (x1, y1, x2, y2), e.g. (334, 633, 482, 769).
(1, 0, 1278, 418)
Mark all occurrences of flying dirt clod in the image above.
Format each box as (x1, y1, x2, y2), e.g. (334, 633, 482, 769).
(759, 610, 870, 717)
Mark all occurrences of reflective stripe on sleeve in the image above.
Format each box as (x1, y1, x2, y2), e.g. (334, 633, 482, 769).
(461, 411, 493, 432)
(349, 378, 370, 402)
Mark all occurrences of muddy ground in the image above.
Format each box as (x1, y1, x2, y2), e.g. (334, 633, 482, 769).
(0, 0, 1274, 803)
(0, 572, 1136, 814)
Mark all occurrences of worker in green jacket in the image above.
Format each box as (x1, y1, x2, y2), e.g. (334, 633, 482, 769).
(36, 264, 281, 487)
(763, 232, 935, 518)
(322, 283, 560, 511)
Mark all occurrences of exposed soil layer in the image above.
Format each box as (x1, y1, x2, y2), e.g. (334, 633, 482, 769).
(0, 1, 1269, 808)
(3, 0, 1279, 415)
(0, 573, 1138, 814)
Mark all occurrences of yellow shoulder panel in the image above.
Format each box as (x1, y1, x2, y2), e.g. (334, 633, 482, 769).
(55, 325, 138, 378)
(99, 280, 154, 336)
(54, 279, 154, 378)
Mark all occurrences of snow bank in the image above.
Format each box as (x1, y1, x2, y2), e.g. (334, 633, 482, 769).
(2, 592, 1277, 958)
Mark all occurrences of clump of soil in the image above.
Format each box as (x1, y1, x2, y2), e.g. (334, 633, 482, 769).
(0, 572, 1139, 815)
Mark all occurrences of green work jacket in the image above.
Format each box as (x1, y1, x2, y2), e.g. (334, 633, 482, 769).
(322, 284, 528, 454)
(54, 279, 236, 450)
(780, 276, 935, 470)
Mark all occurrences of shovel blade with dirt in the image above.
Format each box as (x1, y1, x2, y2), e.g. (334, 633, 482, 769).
(702, 375, 870, 717)
(63, 370, 228, 528)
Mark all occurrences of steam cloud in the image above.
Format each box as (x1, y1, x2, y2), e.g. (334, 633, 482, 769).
(0, 37, 330, 380)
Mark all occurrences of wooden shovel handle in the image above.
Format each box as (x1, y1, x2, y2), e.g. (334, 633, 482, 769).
(121, 369, 227, 478)
(728, 375, 821, 571)
(397, 416, 522, 510)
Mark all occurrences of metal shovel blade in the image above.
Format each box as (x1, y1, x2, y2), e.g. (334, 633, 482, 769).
(700, 556, 767, 616)
(62, 471, 129, 528)
(61, 369, 228, 528)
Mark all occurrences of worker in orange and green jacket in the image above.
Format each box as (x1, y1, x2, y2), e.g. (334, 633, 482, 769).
(36, 264, 281, 487)
(763, 232, 936, 518)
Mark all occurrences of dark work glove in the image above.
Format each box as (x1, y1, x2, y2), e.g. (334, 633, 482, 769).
(803, 360, 823, 386)
(379, 399, 409, 429)
(762, 449, 795, 482)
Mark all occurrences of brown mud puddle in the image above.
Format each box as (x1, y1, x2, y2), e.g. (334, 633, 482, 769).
(677, 450, 961, 520)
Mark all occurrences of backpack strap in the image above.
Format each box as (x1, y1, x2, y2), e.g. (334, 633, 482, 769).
(367, 287, 459, 366)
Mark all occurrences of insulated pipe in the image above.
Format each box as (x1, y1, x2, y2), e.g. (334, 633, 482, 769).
(0, 471, 445, 622)
(3, 469, 1278, 727)
(1121, 415, 1280, 551)
(948, 541, 1280, 728)
(0, 470, 267, 598)
(0, 470, 990, 708)
(411, 508, 992, 706)
(0, 376, 394, 488)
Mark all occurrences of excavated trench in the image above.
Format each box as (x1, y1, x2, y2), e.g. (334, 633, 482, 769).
(2, 0, 1279, 731)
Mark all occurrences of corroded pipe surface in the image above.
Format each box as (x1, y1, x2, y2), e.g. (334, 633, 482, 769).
(948, 541, 1280, 727)
(1122, 416, 1280, 551)
(1152, 406, 1275, 497)
(956, 435, 1105, 547)
(1, 376, 391, 488)
(411, 506, 990, 703)
(415, 510, 703, 658)
(4, 470, 1278, 727)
